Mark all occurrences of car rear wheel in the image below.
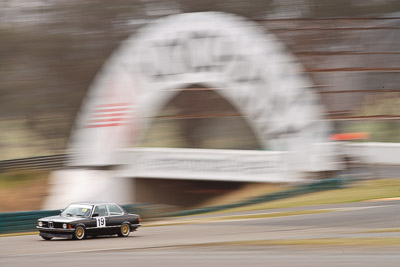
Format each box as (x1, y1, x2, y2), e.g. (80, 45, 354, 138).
(41, 236, 52, 240)
(73, 226, 86, 240)
(118, 223, 130, 237)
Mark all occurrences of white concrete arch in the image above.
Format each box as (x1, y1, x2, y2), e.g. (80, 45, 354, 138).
(68, 12, 333, 172)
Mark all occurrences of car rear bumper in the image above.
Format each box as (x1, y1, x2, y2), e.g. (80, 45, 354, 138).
(131, 223, 141, 230)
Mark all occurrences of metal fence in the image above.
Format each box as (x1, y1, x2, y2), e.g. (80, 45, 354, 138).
(0, 154, 67, 171)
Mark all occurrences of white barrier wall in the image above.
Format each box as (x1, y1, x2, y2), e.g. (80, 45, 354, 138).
(344, 142, 400, 165)
(116, 146, 341, 183)
(117, 148, 294, 182)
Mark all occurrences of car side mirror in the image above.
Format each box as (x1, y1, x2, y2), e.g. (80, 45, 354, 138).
(92, 213, 99, 218)
(59, 209, 64, 213)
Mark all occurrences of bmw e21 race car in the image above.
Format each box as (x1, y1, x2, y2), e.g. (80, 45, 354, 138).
(37, 202, 141, 240)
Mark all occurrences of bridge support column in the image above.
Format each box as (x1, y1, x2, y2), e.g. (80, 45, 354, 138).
(43, 169, 134, 209)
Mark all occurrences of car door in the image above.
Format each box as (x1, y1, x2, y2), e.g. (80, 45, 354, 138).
(106, 204, 125, 234)
(91, 204, 111, 235)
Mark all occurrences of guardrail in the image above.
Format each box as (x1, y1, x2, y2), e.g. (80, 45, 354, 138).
(0, 210, 59, 234)
(0, 154, 67, 171)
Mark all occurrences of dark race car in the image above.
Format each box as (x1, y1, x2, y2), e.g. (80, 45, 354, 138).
(37, 202, 141, 240)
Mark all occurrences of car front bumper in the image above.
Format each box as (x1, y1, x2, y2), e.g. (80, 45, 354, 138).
(36, 226, 75, 233)
(39, 231, 73, 239)
(37, 226, 75, 238)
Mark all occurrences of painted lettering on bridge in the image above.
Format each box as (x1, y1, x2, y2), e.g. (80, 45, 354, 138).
(138, 30, 261, 85)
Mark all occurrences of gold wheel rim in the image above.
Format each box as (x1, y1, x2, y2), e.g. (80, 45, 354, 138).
(76, 227, 84, 238)
(122, 225, 129, 235)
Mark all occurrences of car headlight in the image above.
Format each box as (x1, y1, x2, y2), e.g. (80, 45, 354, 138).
(63, 223, 67, 229)
(38, 221, 43, 227)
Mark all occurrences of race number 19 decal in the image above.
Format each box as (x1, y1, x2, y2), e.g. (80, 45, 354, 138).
(96, 217, 106, 227)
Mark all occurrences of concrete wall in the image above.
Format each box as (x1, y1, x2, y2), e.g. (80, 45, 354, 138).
(343, 142, 400, 165)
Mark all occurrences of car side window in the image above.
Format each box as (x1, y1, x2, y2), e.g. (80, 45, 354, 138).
(108, 204, 123, 216)
(93, 205, 108, 217)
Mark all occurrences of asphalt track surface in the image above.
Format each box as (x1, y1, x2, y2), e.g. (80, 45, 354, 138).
(2, 200, 400, 267)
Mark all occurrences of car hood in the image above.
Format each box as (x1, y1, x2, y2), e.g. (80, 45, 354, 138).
(40, 215, 87, 223)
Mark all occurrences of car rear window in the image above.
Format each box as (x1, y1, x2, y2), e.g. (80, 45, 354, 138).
(108, 204, 123, 215)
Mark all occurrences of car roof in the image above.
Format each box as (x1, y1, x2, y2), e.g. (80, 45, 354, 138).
(69, 201, 120, 206)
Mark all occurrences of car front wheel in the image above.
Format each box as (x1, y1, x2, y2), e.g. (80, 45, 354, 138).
(73, 226, 86, 240)
(41, 236, 52, 240)
(118, 223, 130, 237)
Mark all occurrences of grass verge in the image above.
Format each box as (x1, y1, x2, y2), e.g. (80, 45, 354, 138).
(0, 170, 48, 188)
(0, 231, 38, 237)
(0, 170, 49, 212)
(207, 178, 400, 215)
(213, 209, 334, 221)
(362, 228, 400, 233)
(189, 237, 400, 247)
(144, 209, 336, 227)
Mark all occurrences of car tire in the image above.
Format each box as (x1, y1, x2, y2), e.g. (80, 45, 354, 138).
(118, 223, 130, 237)
(41, 236, 52, 240)
(73, 226, 86, 240)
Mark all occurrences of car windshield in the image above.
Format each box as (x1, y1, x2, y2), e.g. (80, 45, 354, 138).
(61, 204, 93, 218)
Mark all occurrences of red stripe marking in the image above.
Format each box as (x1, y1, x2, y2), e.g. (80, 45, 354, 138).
(86, 123, 129, 128)
(93, 107, 131, 113)
(88, 117, 127, 124)
(90, 112, 129, 118)
(96, 102, 131, 108)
